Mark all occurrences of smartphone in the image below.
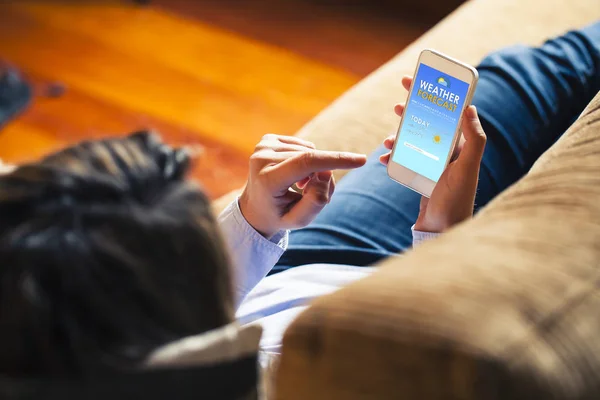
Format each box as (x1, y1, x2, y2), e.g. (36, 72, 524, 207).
(387, 49, 478, 197)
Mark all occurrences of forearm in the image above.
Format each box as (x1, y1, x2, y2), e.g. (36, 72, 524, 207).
(218, 199, 288, 307)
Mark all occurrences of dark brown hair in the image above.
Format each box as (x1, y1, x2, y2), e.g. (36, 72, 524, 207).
(0, 132, 234, 378)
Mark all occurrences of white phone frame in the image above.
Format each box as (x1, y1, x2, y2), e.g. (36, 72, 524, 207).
(387, 49, 478, 197)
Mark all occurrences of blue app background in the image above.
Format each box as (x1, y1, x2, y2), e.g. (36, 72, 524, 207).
(392, 63, 469, 182)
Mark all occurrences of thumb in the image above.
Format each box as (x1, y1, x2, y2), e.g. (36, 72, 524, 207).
(456, 106, 486, 172)
(282, 171, 332, 228)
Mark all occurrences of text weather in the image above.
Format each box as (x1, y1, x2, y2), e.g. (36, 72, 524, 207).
(392, 63, 470, 182)
(416, 79, 460, 112)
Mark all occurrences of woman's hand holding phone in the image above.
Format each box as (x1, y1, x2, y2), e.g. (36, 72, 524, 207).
(380, 76, 487, 233)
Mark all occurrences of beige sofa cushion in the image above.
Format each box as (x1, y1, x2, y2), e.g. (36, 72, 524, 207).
(213, 0, 600, 214)
(275, 91, 600, 399)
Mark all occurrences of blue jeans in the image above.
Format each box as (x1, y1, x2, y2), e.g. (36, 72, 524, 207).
(273, 22, 600, 273)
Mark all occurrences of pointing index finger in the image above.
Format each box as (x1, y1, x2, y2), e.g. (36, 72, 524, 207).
(270, 150, 367, 191)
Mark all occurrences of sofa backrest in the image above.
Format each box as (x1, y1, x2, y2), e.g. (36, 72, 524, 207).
(212, 0, 600, 215)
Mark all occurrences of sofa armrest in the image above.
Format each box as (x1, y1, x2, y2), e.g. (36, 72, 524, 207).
(275, 92, 600, 399)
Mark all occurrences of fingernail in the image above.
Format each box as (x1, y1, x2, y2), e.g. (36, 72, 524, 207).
(467, 105, 477, 118)
(316, 171, 330, 182)
(343, 152, 367, 159)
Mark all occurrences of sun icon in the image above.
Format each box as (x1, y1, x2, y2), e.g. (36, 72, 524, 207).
(437, 76, 450, 87)
(433, 135, 442, 144)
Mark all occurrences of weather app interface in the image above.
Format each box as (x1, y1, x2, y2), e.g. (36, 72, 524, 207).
(392, 63, 470, 182)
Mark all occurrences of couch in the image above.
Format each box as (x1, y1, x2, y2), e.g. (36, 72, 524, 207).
(213, 0, 600, 398)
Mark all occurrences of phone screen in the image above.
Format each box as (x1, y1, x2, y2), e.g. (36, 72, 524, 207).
(392, 63, 471, 182)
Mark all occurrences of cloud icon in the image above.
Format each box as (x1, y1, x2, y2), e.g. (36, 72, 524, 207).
(437, 77, 449, 87)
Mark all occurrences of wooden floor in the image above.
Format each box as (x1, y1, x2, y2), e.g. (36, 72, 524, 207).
(0, 0, 440, 198)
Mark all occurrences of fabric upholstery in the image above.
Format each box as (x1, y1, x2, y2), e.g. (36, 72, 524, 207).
(212, 0, 600, 214)
(275, 92, 600, 398)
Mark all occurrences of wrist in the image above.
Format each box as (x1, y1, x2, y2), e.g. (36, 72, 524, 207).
(414, 212, 472, 233)
(414, 215, 442, 233)
(238, 189, 278, 238)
